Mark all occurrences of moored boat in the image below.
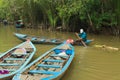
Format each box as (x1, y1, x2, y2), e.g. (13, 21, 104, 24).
(12, 42, 74, 80)
(0, 40, 36, 80)
(14, 33, 93, 46)
(14, 33, 63, 45)
(66, 38, 93, 46)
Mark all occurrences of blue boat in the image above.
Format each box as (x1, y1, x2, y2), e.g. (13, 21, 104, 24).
(14, 33, 93, 46)
(72, 39, 93, 46)
(14, 33, 63, 45)
(12, 42, 74, 80)
(0, 40, 36, 80)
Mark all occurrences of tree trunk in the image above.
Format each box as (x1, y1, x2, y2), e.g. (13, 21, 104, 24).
(87, 13, 95, 32)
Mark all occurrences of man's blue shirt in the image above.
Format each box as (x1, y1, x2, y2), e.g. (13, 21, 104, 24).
(78, 32, 87, 41)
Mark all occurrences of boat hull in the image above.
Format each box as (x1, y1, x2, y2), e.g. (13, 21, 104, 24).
(13, 42, 74, 80)
(14, 33, 93, 46)
(14, 33, 63, 45)
(0, 41, 36, 80)
(72, 39, 93, 45)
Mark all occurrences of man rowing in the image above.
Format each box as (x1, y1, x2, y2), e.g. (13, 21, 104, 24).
(75, 29, 87, 47)
(76, 29, 87, 42)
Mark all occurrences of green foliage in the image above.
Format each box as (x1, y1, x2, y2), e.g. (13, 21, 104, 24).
(56, 0, 83, 29)
(0, 0, 9, 19)
(0, 0, 119, 35)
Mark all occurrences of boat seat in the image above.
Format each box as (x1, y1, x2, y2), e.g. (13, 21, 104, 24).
(54, 49, 73, 55)
(37, 64, 61, 68)
(28, 70, 58, 75)
(0, 69, 16, 74)
(0, 69, 16, 72)
(7, 69, 16, 72)
(43, 59, 64, 63)
(51, 54, 68, 58)
(54, 49, 65, 54)
(4, 58, 24, 61)
(0, 63, 19, 66)
(12, 53, 27, 56)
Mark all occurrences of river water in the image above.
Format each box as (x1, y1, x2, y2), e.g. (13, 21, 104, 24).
(0, 25, 120, 80)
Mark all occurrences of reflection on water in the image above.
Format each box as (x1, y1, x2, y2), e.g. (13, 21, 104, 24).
(0, 25, 120, 80)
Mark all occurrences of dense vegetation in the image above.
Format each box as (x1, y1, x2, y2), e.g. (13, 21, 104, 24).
(0, 0, 119, 35)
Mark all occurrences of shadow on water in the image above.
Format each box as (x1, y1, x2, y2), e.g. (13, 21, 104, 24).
(0, 25, 120, 80)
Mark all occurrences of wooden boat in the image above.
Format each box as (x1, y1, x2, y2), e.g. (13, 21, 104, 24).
(14, 33, 92, 46)
(12, 42, 74, 80)
(66, 38, 93, 46)
(14, 33, 63, 45)
(0, 40, 36, 80)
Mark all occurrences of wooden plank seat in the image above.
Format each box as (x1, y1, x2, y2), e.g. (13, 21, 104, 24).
(54, 49, 73, 55)
(0, 69, 16, 72)
(0, 63, 19, 66)
(28, 70, 58, 75)
(7, 69, 16, 72)
(11, 53, 27, 56)
(51, 54, 68, 58)
(0, 69, 16, 74)
(43, 59, 64, 63)
(37, 64, 61, 68)
(4, 58, 24, 61)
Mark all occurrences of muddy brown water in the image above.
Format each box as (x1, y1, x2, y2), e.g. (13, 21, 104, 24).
(0, 25, 120, 80)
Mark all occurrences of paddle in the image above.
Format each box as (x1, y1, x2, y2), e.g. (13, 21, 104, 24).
(75, 33, 87, 47)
